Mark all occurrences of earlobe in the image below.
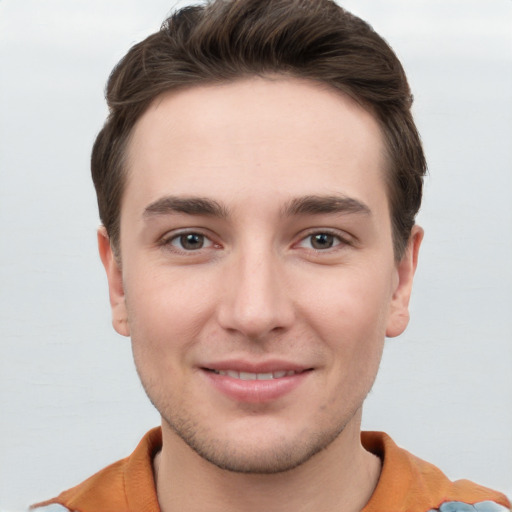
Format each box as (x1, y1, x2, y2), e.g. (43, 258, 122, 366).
(97, 227, 130, 337)
(385, 225, 423, 338)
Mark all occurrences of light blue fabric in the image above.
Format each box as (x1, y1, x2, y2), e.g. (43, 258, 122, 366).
(440, 502, 477, 512)
(427, 501, 510, 512)
(473, 501, 511, 512)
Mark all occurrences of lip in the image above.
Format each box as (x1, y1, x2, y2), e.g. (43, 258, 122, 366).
(202, 359, 310, 374)
(200, 359, 312, 403)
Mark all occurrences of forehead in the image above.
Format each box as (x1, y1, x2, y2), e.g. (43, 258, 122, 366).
(124, 77, 388, 216)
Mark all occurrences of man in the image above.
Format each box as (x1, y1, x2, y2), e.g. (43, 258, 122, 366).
(31, 1, 510, 511)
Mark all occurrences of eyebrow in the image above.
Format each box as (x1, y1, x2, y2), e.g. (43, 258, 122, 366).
(143, 196, 229, 219)
(143, 194, 371, 220)
(282, 195, 371, 217)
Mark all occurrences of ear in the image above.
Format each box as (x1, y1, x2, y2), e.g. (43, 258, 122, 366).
(385, 225, 423, 338)
(97, 227, 130, 337)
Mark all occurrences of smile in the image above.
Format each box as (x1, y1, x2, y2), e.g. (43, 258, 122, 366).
(210, 370, 299, 380)
(203, 367, 311, 403)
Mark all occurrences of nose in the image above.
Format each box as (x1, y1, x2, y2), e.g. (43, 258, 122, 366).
(216, 247, 295, 340)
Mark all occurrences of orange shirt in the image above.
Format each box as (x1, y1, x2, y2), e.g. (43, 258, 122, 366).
(32, 428, 510, 512)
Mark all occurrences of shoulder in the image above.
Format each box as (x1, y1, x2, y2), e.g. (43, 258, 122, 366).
(361, 431, 511, 512)
(30, 428, 162, 512)
(30, 456, 129, 512)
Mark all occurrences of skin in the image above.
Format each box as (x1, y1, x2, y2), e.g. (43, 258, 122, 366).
(99, 77, 422, 512)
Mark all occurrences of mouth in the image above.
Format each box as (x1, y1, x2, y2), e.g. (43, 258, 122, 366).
(201, 365, 312, 403)
(206, 369, 304, 380)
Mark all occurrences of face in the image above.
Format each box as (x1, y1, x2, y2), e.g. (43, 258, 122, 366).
(99, 77, 421, 473)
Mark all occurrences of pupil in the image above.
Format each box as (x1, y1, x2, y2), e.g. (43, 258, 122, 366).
(312, 233, 333, 249)
(181, 234, 203, 250)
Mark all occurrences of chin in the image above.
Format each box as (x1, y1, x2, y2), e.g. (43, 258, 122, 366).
(162, 412, 349, 474)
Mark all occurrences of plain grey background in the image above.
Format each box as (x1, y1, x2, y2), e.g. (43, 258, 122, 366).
(1, 0, 511, 510)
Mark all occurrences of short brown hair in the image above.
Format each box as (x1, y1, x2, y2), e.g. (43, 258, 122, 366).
(91, 0, 426, 259)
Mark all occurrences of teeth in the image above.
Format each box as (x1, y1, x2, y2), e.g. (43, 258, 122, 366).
(212, 369, 298, 380)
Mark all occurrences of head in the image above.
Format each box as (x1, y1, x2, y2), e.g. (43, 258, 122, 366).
(96, 0, 425, 475)
(92, 0, 426, 262)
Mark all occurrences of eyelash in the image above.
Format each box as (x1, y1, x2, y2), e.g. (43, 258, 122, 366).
(159, 230, 219, 254)
(159, 229, 351, 254)
(295, 230, 352, 252)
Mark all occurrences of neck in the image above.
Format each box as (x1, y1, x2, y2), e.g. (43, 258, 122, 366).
(154, 411, 381, 512)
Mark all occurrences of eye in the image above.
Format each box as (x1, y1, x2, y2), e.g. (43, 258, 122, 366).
(168, 232, 215, 251)
(297, 232, 346, 251)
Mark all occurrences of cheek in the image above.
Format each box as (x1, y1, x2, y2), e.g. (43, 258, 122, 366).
(294, 267, 391, 390)
(124, 270, 217, 365)
(301, 268, 393, 337)
(127, 262, 216, 319)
